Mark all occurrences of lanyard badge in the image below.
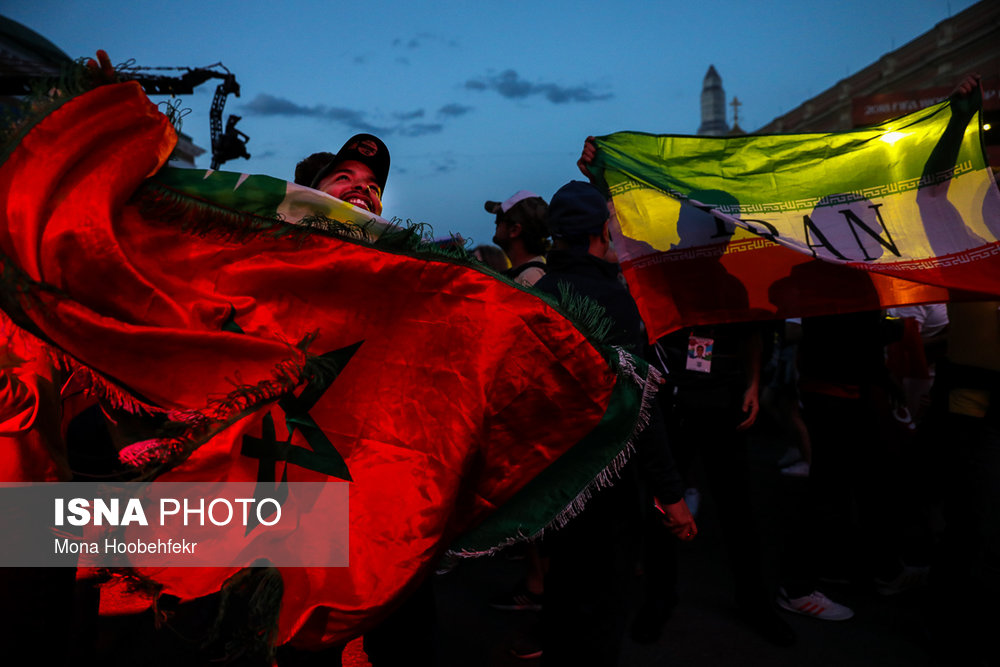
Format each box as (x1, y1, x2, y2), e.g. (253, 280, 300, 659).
(686, 334, 714, 373)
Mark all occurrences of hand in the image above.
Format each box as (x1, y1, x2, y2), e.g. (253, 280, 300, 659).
(736, 384, 759, 431)
(85, 50, 118, 86)
(950, 74, 980, 99)
(656, 497, 697, 541)
(577, 136, 598, 181)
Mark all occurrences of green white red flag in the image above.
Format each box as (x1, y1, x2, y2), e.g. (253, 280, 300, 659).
(589, 91, 1000, 340)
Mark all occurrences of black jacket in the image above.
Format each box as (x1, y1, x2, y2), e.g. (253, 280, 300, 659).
(535, 249, 683, 504)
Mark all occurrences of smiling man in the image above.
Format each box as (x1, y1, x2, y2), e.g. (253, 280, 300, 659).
(298, 133, 390, 216)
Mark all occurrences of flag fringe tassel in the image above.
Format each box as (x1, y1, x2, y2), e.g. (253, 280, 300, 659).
(445, 348, 661, 559)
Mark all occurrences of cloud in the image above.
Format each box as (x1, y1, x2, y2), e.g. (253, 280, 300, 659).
(400, 123, 444, 137)
(438, 103, 473, 117)
(394, 109, 426, 121)
(244, 94, 392, 133)
(243, 94, 303, 115)
(464, 69, 612, 104)
(243, 94, 444, 137)
(392, 33, 459, 51)
(432, 156, 457, 173)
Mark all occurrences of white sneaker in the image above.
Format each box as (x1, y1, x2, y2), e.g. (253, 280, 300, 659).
(776, 446, 802, 468)
(777, 588, 854, 621)
(780, 461, 810, 477)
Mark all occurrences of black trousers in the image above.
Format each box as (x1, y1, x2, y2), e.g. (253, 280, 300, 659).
(541, 476, 640, 666)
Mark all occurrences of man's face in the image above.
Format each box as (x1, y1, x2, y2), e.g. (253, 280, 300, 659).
(492, 215, 518, 251)
(316, 160, 383, 215)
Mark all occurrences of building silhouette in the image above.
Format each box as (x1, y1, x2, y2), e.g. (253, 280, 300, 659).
(697, 65, 730, 136)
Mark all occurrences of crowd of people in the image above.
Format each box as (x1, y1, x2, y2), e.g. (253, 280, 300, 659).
(1, 60, 996, 667)
(298, 106, 992, 664)
(432, 139, 998, 667)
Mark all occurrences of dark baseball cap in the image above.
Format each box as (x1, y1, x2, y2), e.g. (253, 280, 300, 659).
(310, 133, 390, 192)
(546, 180, 609, 240)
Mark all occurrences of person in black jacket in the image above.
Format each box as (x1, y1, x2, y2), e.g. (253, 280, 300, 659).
(533, 180, 695, 666)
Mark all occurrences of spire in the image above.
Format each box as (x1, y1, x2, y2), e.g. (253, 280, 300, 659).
(729, 96, 746, 135)
(697, 65, 730, 136)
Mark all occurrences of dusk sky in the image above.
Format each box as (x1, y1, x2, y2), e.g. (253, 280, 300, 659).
(4, 0, 980, 245)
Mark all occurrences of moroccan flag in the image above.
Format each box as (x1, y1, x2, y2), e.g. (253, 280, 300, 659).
(589, 91, 1000, 340)
(0, 82, 657, 647)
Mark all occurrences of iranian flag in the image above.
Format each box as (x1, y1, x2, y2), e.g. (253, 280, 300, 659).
(589, 90, 1000, 340)
(0, 81, 656, 648)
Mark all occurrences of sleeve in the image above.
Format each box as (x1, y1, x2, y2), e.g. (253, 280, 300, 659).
(633, 400, 683, 505)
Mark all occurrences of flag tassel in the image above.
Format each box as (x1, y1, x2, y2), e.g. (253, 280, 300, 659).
(446, 347, 661, 557)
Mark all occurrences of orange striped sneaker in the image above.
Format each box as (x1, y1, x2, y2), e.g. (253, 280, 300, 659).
(777, 588, 854, 621)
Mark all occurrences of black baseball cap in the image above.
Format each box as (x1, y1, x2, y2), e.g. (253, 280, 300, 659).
(546, 180, 609, 240)
(310, 134, 390, 192)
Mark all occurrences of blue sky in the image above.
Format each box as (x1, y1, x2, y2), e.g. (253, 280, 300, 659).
(3, 0, 979, 245)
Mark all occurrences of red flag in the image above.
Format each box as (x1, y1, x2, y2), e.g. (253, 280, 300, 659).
(0, 82, 653, 646)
